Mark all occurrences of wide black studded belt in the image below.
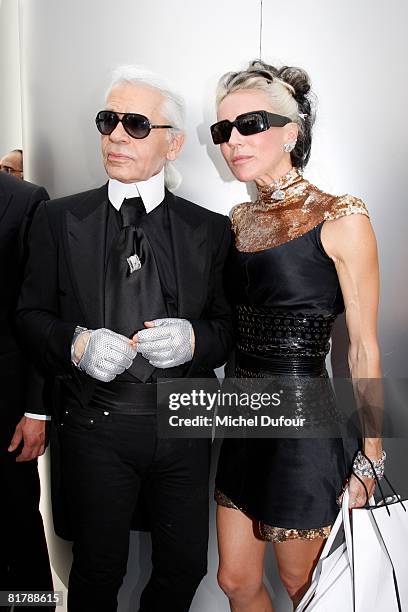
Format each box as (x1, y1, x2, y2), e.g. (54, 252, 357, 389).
(235, 305, 336, 359)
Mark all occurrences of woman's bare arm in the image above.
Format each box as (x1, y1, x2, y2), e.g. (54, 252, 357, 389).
(321, 213, 382, 504)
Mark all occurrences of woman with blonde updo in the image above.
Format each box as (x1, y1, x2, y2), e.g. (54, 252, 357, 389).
(210, 61, 384, 611)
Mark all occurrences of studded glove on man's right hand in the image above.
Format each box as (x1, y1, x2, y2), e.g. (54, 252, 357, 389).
(73, 328, 137, 382)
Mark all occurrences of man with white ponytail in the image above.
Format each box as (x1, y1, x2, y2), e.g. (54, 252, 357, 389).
(17, 65, 233, 612)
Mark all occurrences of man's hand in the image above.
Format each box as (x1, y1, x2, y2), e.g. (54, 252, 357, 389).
(8, 416, 47, 462)
(76, 328, 137, 382)
(135, 319, 194, 368)
(73, 329, 91, 363)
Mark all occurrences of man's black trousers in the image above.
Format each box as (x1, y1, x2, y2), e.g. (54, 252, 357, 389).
(58, 403, 211, 612)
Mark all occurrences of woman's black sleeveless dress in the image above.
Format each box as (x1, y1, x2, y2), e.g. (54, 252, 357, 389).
(215, 168, 369, 541)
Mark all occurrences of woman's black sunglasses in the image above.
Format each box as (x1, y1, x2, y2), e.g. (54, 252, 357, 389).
(210, 110, 292, 145)
(95, 110, 174, 139)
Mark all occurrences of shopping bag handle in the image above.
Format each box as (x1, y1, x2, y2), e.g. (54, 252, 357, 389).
(318, 488, 354, 564)
(319, 504, 345, 560)
(341, 488, 354, 571)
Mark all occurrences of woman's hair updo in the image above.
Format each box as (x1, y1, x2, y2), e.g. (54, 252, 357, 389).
(216, 60, 316, 169)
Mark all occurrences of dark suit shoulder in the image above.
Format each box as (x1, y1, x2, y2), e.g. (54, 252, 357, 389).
(40, 185, 107, 230)
(172, 193, 230, 229)
(44, 185, 105, 213)
(0, 173, 49, 215)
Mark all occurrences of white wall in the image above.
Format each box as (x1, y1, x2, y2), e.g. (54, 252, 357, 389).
(17, 0, 408, 378)
(0, 0, 22, 155)
(12, 1, 408, 610)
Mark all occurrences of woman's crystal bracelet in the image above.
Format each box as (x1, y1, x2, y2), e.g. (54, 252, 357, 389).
(352, 450, 386, 480)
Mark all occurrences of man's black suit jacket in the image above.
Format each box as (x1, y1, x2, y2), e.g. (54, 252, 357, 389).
(17, 184, 233, 410)
(0, 173, 49, 439)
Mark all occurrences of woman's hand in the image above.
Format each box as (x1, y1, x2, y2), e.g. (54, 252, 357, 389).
(347, 473, 376, 508)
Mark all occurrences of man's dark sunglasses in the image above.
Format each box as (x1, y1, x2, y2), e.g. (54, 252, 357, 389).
(95, 110, 174, 139)
(210, 110, 292, 145)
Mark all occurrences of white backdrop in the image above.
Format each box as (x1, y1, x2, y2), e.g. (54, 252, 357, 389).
(2, 0, 407, 610)
(0, 0, 22, 154)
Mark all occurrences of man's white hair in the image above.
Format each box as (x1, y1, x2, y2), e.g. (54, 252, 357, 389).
(106, 65, 185, 190)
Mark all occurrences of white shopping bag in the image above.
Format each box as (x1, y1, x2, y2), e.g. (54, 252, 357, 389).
(296, 488, 405, 611)
(353, 492, 408, 611)
(296, 490, 353, 611)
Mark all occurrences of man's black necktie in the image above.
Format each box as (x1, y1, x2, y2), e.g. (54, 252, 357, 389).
(121, 196, 146, 227)
(105, 197, 167, 382)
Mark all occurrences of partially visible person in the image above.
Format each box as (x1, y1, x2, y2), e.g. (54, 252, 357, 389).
(0, 171, 54, 611)
(210, 60, 383, 611)
(0, 149, 24, 179)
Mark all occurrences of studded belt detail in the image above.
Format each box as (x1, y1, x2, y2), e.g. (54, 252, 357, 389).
(235, 305, 336, 359)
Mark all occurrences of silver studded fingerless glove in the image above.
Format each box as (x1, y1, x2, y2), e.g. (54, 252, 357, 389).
(77, 328, 137, 382)
(137, 318, 193, 368)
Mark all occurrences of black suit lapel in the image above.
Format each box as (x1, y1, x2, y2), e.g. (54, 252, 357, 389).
(64, 185, 108, 327)
(167, 190, 208, 317)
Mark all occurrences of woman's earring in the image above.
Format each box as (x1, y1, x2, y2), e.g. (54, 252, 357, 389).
(283, 141, 297, 153)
